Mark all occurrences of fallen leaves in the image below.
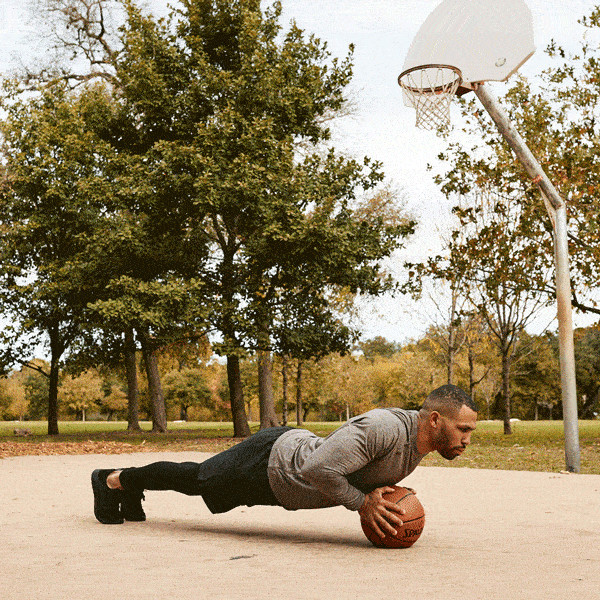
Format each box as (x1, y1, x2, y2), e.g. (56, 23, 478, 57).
(0, 436, 239, 459)
(0, 440, 144, 459)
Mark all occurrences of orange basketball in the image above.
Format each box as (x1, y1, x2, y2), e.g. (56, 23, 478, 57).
(361, 486, 425, 548)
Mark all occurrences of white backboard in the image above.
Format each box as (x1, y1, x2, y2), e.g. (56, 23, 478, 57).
(401, 0, 536, 92)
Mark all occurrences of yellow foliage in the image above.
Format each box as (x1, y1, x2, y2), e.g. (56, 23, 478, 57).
(58, 370, 103, 414)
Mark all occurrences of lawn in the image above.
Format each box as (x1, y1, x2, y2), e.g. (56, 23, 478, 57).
(420, 419, 600, 474)
(1, 419, 599, 474)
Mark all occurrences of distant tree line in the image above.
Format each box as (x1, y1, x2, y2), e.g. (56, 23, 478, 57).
(1, 327, 599, 424)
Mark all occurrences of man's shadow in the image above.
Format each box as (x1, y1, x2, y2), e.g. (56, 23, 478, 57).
(139, 517, 370, 548)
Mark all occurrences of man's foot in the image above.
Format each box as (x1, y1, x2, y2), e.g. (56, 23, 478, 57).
(91, 469, 124, 524)
(121, 490, 146, 522)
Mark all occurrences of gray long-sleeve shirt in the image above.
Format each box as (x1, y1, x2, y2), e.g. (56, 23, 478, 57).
(267, 408, 424, 511)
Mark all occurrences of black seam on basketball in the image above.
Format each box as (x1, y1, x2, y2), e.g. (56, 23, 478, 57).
(393, 492, 413, 504)
(402, 516, 424, 525)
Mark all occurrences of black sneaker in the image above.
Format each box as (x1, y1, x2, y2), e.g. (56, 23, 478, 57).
(91, 469, 124, 524)
(121, 490, 146, 522)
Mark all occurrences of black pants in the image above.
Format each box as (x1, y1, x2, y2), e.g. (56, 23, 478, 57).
(119, 426, 293, 514)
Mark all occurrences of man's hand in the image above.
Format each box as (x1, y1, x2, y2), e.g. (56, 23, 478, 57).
(358, 486, 406, 539)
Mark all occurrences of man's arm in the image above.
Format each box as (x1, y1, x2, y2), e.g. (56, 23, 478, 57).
(299, 413, 396, 511)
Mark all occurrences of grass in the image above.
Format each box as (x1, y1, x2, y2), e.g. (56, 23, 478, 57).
(1, 419, 599, 474)
(420, 419, 600, 474)
(0, 420, 246, 456)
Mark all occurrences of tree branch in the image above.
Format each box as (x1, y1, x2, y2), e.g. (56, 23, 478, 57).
(16, 359, 50, 379)
(571, 295, 600, 315)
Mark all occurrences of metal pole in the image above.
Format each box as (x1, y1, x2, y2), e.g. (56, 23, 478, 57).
(553, 203, 580, 472)
(473, 83, 580, 472)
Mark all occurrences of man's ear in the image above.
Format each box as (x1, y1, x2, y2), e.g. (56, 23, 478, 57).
(429, 411, 442, 429)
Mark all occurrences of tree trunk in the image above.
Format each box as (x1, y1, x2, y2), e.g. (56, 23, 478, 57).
(502, 349, 512, 434)
(227, 354, 251, 437)
(255, 311, 278, 429)
(296, 359, 303, 426)
(47, 324, 65, 436)
(125, 328, 141, 432)
(138, 330, 168, 433)
(468, 345, 475, 396)
(220, 248, 250, 436)
(258, 349, 279, 429)
(144, 348, 168, 432)
(47, 355, 60, 435)
(281, 355, 289, 426)
(447, 288, 458, 384)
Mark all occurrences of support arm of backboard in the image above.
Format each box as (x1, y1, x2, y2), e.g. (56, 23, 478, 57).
(473, 83, 580, 473)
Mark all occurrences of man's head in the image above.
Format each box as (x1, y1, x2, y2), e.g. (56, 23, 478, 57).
(417, 384, 478, 460)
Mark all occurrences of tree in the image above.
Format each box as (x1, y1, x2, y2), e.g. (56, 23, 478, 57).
(26, 0, 122, 88)
(461, 312, 496, 404)
(17, 0, 415, 438)
(543, 9, 600, 315)
(163, 367, 212, 421)
(0, 78, 202, 434)
(245, 182, 414, 428)
(124, 328, 140, 430)
(59, 369, 104, 420)
(22, 363, 51, 420)
(12, 0, 214, 434)
(102, 384, 128, 420)
(0, 375, 28, 421)
(279, 354, 290, 425)
(108, 0, 414, 435)
(428, 6, 600, 380)
(454, 191, 552, 433)
(359, 336, 401, 361)
(574, 326, 600, 419)
(424, 8, 600, 425)
(420, 281, 469, 386)
(295, 359, 304, 424)
(510, 332, 560, 420)
(406, 188, 552, 433)
(370, 343, 446, 410)
(0, 82, 117, 434)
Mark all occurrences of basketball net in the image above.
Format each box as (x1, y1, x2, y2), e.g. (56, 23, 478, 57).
(398, 65, 462, 130)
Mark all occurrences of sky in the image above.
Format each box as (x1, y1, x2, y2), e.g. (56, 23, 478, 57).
(0, 0, 598, 343)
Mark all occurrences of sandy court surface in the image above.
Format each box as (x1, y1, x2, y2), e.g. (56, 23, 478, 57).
(1, 451, 599, 600)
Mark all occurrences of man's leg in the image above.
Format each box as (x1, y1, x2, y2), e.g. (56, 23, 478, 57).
(119, 461, 205, 494)
(91, 426, 294, 524)
(92, 461, 204, 524)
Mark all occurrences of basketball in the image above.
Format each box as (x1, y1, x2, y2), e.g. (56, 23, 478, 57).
(360, 486, 425, 548)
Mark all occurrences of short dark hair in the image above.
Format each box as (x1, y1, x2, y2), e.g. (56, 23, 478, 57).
(419, 384, 478, 418)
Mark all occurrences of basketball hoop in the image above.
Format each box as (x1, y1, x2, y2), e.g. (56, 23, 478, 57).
(398, 64, 462, 130)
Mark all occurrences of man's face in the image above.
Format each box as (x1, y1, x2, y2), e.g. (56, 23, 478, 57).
(434, 405, 477, 460)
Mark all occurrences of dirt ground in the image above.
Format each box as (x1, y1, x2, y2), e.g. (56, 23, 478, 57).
(1, 451, 599, 600)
